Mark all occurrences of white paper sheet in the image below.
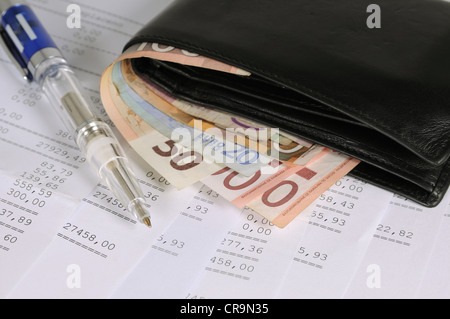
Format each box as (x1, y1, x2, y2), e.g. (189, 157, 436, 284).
(274, 177, 393, 299)
(112, 185, 245, 299)
(7, 141, 199, 298)
(343, 192, 450, 299)
(132, 177, 392, 299)
(415, 201, 450, 299)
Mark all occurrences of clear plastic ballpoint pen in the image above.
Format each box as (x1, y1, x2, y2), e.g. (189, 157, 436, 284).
(0, 0, 152, 227)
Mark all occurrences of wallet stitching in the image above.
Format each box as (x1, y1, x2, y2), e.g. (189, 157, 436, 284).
(132, 35, 449, 163)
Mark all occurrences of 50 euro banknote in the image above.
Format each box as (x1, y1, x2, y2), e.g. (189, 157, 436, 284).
(101, 65, 224, 189)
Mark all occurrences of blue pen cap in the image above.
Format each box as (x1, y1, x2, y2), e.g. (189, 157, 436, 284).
(1, 4, 58, 66)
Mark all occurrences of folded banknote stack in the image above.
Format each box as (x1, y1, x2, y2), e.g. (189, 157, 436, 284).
(100, 44, 360, 228)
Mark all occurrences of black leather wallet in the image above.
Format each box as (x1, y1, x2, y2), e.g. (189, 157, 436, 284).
(123, 0, 450, 207)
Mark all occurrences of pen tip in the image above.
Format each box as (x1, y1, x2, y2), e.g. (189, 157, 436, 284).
(129, 199, 152, 228)
(143, 217, 152, 228)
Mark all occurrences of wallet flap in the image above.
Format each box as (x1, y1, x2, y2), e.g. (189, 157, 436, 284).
(125, 0, 450, 166)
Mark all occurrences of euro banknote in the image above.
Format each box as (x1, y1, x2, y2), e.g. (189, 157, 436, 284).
(101, 65, 224, 189)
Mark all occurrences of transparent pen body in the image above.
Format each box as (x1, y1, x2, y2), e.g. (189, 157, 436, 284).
(34, 57, 150, 224)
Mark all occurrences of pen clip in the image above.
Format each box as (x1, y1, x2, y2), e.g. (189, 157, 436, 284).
(0, 24, 33, 82)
